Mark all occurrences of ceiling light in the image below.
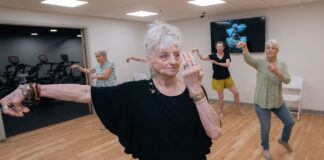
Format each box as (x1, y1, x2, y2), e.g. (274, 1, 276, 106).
(41, 0, 88, 8)
(50, 29, 58, 32)
(77, 34, 82, 37)
(188, 0, 225, 6)
(126, 11, 158, 17)
(31, 33, 38, 36)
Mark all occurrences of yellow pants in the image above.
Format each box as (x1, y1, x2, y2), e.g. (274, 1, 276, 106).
(212, 77, 235, 92)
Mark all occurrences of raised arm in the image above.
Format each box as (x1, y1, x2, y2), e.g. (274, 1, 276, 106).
(181, 52, 221, 140)
(193, 48, 230, 67)
(71, 64, 95, 74)
(237, 42, 259, 69)
(126, 56, 147, 63)
(192, 48, 210, 61)
(0, 83, 92, 117)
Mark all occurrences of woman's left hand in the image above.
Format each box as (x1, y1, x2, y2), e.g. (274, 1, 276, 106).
(268, 63, 279, 73)
(0, 88, 30, 117)
(181, 52, 204, 95)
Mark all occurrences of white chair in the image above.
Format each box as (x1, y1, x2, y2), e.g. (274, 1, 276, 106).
(283, 76, 303, 120)
(133, 73, 148, 81)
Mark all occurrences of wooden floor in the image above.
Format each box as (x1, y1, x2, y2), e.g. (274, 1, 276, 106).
(1, 103, 324, 160)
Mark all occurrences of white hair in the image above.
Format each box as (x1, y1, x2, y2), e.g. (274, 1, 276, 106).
(94, 50, 107, 57)
(144, 20, 183, 57)
(265, 39, 280, 49)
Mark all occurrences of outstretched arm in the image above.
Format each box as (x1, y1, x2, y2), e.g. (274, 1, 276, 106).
(41, 84, 91, 103)
(126, 56, 147, 63)
(0, 83, 92, 117)
(192, 48, 210, 61)
(193, 48, 230, 67)
(181, 52, 221, 140)
(71, 64, 95, 74)
(237, 42, 259, 69)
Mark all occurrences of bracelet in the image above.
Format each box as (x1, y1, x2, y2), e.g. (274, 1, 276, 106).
(18, 84, 32, 99)
(38, 84, 41, 98)
(32, 83, 40, 102)
(194, 97, 207, 104)
(190, 90, 206, 103)
(18, 83, 41, 103)
(35, 83, 39, 101)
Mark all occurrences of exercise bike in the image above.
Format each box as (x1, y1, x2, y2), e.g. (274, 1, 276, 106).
(27, 54, 57, 84)
(0, 56, 31, 99)
(53, 54, 84, 84)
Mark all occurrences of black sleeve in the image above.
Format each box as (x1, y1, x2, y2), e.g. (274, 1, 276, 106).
(226, 52, 231, 62)
(201, 86, 209, 102)
(91, 83, 134, 153)
(208, 54, 214, 60)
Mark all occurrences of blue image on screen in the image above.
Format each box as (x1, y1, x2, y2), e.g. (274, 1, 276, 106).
(225, 23, 247, 53)
(210, 17, 265, 54)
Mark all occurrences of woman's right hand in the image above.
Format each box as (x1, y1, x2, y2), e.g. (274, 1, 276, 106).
(126, 57, 131, 63)
(236, 41, 247, 49)
(0, 88, 30, 117)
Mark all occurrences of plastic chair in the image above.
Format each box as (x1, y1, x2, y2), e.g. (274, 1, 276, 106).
(283, 76, 303, 120)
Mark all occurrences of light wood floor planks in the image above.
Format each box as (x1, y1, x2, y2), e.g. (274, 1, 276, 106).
(1, 104, 324, 160)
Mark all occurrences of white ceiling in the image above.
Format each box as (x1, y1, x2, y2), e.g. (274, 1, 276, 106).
(0, 0, 322, 22)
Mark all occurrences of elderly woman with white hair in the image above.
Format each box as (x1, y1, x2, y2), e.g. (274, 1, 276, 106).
(0, 21, 221, 160)
(237, 40, 295, 160)
(71, 50, 117, 87)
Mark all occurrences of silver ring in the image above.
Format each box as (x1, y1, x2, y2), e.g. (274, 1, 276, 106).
(183, 64, 189, 69)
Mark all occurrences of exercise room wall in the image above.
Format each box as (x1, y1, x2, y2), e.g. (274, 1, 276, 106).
(0, 36, 83, 72)
(171, 1, 324, 111)
(0, 7, 149, 84)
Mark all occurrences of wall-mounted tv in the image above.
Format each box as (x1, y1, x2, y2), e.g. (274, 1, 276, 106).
(210, 16, 266, 53)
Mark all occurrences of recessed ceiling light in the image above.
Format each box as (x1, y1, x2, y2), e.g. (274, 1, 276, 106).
(126, 11, 158, 17)
(41, 0, 88, 8)
(77, 34, 82, 37)
(31, 33, 38, 36)
(50, 29, 58, 32)
(188, 0, 225, 6)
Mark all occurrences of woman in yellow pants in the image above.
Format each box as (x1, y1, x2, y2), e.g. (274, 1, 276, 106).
(193, 41, 245, 117)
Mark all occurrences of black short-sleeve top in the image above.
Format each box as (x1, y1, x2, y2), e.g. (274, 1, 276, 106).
(208, 53, 231, 80)
(91, 79, 212, 160)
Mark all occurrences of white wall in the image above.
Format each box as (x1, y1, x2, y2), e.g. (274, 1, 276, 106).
(0, 7, 149, 84)
(1, 2, 323, 111)
(171, 2, 324, 111)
